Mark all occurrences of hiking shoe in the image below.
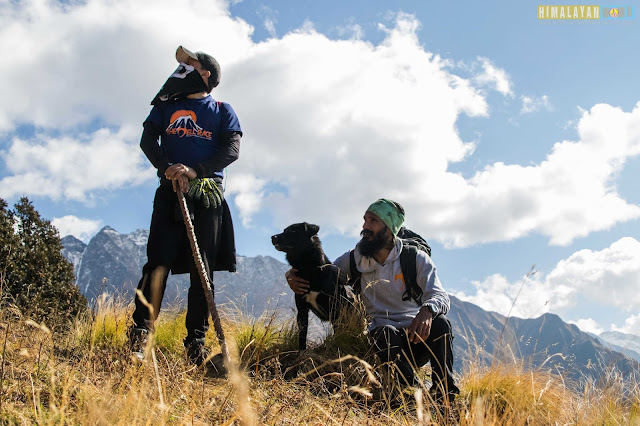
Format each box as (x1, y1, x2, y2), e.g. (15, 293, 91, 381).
(185, 338, 208, 365)
(129, 327, 149, 361)
(185, 339, 227, 376)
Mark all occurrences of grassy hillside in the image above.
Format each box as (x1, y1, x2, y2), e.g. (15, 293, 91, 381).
(1, 294, 638, 425)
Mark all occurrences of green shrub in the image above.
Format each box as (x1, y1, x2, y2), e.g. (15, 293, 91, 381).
(0, 197, 87, 329)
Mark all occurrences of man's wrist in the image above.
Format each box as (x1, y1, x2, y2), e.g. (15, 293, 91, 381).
(186, 166, 197, 179)
(423, 304, 437, 316)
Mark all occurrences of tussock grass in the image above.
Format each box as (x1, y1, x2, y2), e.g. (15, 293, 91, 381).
(575, 367, 640, 425)
(460, 361, 569, 424)
(1, 291, 639, 425)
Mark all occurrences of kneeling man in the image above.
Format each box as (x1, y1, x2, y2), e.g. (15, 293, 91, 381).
(287, 199, 459, 402)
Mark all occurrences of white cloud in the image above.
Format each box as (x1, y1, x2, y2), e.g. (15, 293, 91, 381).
(521, 95, 551, 114)
(0, 1, 639, 249)
(474, 56, 514, 97)
(258, 5, 278, 38)
(453, 271, 571, 319)
(0, 126, 155, 202)
(0, 0, 253, 132)
(226, 18, 640, 247)
(226, 14, 487, 235)
(569, 318, 604, 335)
(335, 21, 365, 40)
(52, 215, 102, 242)
(264, 18, 277, 38)
(456, 237, 640, 319)
(226, 173, 267, 226)
(613, 314, 640, 335)
(440, 103, 640, 247)
(546, 237, 640, 311)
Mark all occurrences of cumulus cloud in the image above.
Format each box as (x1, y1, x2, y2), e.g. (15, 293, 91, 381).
(0, 126, 155, 202)
(521, 95, 551, 114)
(225, 14, 488, 235)
(569, 318, 604, 335)
(473, 57, 514, 97)
(546, 237, 640, 311)
(1, 0, 639, 248)
(52, 215, 102, 242)
(455, 237, 640, 321)
(613, 314, 640, 335)
(453, 271, 570, 319)
(225, 17, 640, 247)
(0, 0, 253, 132)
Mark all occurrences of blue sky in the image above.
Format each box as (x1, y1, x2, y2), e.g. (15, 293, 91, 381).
(0, 0, 638, 336)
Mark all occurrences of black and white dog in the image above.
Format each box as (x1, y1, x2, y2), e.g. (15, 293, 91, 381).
(272, 222, 352, 350)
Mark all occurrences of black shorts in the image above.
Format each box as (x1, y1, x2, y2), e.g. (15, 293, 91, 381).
(146, 184, 236, 274)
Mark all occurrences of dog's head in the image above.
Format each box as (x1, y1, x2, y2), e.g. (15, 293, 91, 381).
(271, 222, 320, 253)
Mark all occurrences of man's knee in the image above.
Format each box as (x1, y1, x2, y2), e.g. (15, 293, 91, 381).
(136, 266, 169, 316)
(429, 315, 453, 340)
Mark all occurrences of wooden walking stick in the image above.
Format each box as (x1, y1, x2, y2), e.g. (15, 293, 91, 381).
(178, 188, 256, 424)
(177, 190, 230, 370)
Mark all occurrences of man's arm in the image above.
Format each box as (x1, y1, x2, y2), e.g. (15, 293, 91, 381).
(333, 251, 351, 279)
(286, 251, 350, 295)
(193, 131, 241, 178)
(415, 251, 450, 316)
(407, 252, 450, 343)
(286, 269, 309, 295)
(140, 121, 170, 175)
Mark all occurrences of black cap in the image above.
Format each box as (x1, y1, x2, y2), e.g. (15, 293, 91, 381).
(176, 46, 221, 91)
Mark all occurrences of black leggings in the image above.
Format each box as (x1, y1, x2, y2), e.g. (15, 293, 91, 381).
(131, 185, 223, 344)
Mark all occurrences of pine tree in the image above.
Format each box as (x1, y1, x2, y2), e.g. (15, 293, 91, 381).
(0, 197, 87, 328)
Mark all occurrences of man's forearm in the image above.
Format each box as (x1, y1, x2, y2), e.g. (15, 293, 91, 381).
(193, 132, 241, 178)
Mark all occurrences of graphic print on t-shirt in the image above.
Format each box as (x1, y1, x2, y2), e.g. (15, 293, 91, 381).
(166, 110, 213, 140)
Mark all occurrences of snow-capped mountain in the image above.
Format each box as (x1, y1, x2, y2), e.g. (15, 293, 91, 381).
(597, 331, 640, 363)
(60, 235, 86, 277)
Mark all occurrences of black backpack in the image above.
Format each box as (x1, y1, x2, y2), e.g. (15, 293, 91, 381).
(348, 227, 432, 306)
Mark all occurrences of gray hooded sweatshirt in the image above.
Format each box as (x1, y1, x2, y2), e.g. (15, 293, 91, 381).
(334, 238, 450, 331)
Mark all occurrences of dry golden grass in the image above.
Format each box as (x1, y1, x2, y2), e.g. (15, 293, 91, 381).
(1, 293, 639, 425)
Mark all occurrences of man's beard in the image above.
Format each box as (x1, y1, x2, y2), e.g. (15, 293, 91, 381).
(358, 227, 390, 257)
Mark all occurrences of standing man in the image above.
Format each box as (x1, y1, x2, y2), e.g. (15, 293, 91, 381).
(130, 46, 242, 366)
(286, 199, 459, 402)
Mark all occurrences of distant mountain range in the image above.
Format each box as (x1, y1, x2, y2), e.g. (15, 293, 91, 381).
(62, 226, 639, 384)
(61, 227, 291, 316)
(592, 331, 640, 363)
(449, 296, 638, 381)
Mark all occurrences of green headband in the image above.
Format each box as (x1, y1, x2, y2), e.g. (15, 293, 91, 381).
(366, 198, 405, 235)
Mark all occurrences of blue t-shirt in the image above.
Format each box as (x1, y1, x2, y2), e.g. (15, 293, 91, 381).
(145, 96, 242, 179)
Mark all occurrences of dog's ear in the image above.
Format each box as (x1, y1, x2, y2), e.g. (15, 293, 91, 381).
(304, 223, 319, 236)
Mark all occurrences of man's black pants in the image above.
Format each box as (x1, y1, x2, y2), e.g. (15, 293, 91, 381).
(371, 315, 459, 399)
(131, 185, 223, 345)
